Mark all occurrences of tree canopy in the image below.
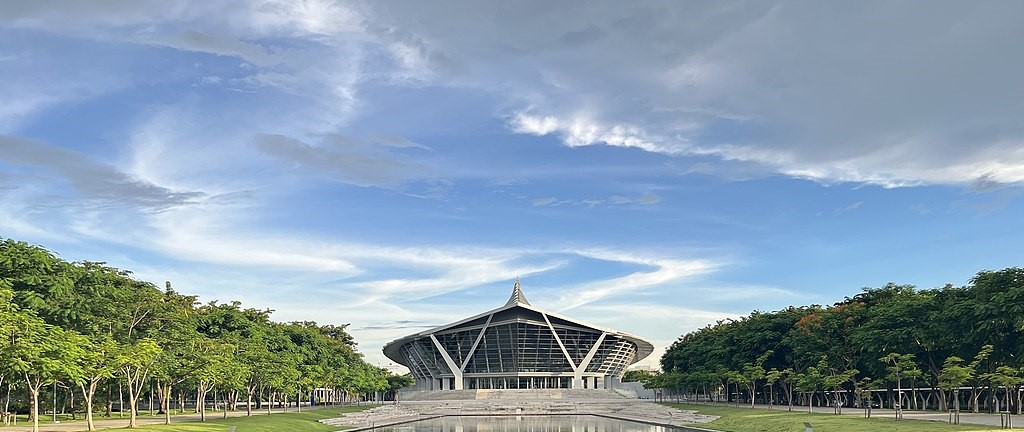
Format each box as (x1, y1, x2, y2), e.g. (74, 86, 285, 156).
(661, 269, 1024, 416)
(0, 237, 404, 430)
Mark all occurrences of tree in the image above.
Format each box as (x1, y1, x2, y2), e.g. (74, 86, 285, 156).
(740, 351, 772, 408)
(939, 356, 972, 424)
(7, 312, 85, 432)
(854, 377, 878, 418)
(726, 370, 749, 406)
(780, 368, 797, 411)
(765, 368, 783, 409)
(77, 336, 119, 431)
(819, 358, 858, 415)
(387, 374, 415, 402)
(622, 369, 656, 383)
(880, 353, 922, 416)
(966, 345, 994, 413)
(191, 338, 236, 421)
(794, 365, 823, 413)
(116, 339, 161, 428)
(982, 366, 1024, 414)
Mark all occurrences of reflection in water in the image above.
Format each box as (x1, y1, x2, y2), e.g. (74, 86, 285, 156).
(385, 415, 690, 432)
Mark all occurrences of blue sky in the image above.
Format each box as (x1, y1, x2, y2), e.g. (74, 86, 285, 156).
(2, 1, 1023, 370)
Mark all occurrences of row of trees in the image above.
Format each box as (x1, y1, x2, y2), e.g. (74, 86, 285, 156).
(1, 238, 412, 432)
(657, 268, 1024, 422)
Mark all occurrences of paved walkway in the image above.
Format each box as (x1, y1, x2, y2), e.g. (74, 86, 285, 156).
(674, 400, 1023, 428)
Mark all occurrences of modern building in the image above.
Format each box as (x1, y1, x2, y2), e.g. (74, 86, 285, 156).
(382, 279, 654, 391)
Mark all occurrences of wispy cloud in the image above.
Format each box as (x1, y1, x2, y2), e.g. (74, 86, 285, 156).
(255, 133, 435, 189)
(0, 135, 205, 211)
(550, 249, 720, 312)
(530, 192, 663, 208)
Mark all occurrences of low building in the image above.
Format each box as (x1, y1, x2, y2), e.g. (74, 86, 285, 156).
(382, 279, 654, 390)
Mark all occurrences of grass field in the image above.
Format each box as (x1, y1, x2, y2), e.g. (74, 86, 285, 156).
(133, 405, 371, 432)
(664, 403, 1002, 432)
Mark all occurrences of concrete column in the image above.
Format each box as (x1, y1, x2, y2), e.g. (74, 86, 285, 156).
(574, 332, 608, 387)
(429, 334, 464, 390)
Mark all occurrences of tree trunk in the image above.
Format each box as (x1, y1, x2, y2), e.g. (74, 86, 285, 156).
(117, 382, 123, 418)
(913, 378, 921, 409)
(4, 382, 11, 420)
(246, 388, 253, 416)
(30, 386, 40, 432)
(79, 380, 99, 431)
(155, 382, 172, 425)
(127, 381, 137, 427)
(1015, 385, 1022, 415)
(105, 384, 112, 418)
(198, 386, 209, 422)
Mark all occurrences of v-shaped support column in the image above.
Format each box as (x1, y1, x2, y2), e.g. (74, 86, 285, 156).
(573, 332, 607, 388)
(429, 334, 464, 390)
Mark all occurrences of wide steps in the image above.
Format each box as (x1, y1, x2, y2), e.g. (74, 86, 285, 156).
(319, 400, 719, 429)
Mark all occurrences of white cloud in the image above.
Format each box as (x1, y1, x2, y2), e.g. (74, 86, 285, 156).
(573, 303, 744, 368)
(7, 1, 1022, 187)
(549, 249, 719, 312)
(362, 1, 1024, 188)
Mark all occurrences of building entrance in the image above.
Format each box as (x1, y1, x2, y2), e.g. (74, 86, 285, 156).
(466, 376, 572, 389)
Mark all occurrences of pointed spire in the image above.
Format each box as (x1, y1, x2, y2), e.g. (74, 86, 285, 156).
(505, 276, 531, 306)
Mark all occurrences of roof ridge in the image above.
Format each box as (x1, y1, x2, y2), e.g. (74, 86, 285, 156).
(505, 276, 531, 306)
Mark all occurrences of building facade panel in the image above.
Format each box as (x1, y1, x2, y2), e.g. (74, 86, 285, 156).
(382, 280, 654, 390)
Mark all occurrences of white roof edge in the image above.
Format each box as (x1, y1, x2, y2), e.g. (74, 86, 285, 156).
(382, 301, 655, 365)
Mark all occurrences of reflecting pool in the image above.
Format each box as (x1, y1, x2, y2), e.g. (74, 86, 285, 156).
(381, 415, 699, 432)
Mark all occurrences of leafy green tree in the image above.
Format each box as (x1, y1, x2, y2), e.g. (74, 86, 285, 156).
(191, 338, 236, 421)
(880, 353, 923, 415)
(966, 345, 994, 412)
(8, 312, 86, 432)
(77, 336, 119, 431)
(939, 356, 972, 423)
(854, 377, 878, 418)
(622, 369, 655, 383)
(117, 338, 161, 428)
(387, 374, 415, 401)
(794, 363, 824, 413)
(739, 351, 771, 408)
(819, 357, 858, 415)
(983, 366, 1024, 414)
(765, 368, 782, 409)
(780, 368, 797, 411)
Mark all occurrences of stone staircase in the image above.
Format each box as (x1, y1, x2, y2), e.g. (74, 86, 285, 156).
(319, 399, 718, 431)
(401, 388, 628, 401)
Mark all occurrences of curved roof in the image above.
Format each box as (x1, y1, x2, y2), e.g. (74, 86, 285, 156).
(382, 281, 655, 368)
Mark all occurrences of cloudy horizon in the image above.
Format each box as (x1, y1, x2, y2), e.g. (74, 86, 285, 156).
(2, 0, 1023, 370)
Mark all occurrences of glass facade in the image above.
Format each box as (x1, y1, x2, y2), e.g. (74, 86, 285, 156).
(383, 284, 653, 391)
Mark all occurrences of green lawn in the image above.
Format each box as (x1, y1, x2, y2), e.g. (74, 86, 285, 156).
(134, 405, 372, 432)
(664, 403, 1002, 432)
